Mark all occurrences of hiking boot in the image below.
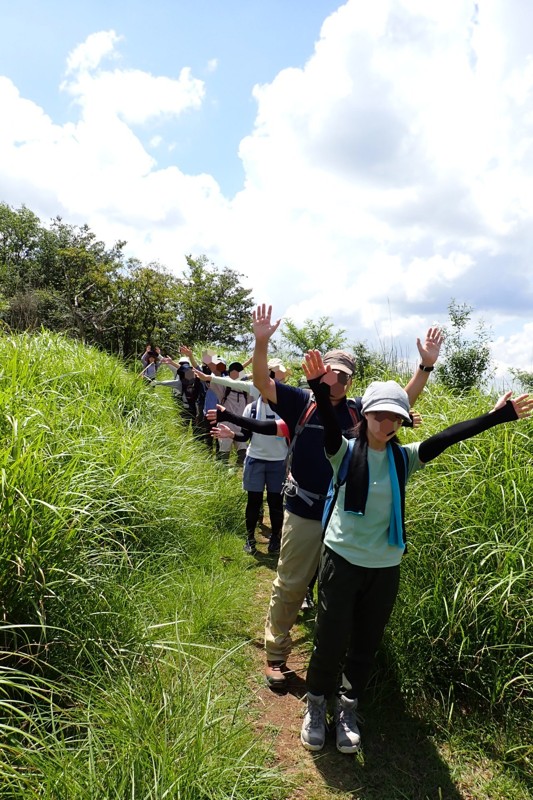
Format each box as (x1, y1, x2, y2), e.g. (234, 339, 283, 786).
(301, 590, 315, 611)
(265, 660, 289, 689)
(300, 693, 327, 751)
(243, 539, 257, 555)
(334, 694, 361, 753)
(267, 536, 280, 554)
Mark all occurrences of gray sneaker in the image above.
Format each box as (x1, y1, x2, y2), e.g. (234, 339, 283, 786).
(335, 694, 361, 753)
(300, 693, 327, 751)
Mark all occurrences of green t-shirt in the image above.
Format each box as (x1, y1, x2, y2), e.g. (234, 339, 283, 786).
(324, 437, 423, 568)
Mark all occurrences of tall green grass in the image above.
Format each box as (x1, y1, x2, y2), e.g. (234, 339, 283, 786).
(390, 386, 532, 725)
(1, 330, 531, 791)
(0, 331, 284, 797)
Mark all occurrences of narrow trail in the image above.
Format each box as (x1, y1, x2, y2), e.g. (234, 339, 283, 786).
(243, 526, 484, 800)
(244, 527, 374, 800)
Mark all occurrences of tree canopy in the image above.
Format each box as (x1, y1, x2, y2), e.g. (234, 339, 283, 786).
(0, 203, 254, 358)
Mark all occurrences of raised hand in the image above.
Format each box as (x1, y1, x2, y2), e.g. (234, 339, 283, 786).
(192, 367, 210, 382)
(210, 424, 234, 440)
(302, 349, 329, 382)
(252, 304, 281, 343)
(416, 327, 444, 367)
(410, 411, 422, 428)
(206, 404, 225, 425)
(492, 391, 533, 419)
(180, 345, 193, 358)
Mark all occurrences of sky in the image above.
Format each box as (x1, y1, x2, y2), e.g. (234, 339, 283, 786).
(1, 0, 533, 377)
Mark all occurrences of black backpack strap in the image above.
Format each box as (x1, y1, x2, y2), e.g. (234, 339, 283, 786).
(321, 439, 355, 537)
(391, 443, 408, 546)
(283, 395, 316, 478)
(346, 396, 363, 428)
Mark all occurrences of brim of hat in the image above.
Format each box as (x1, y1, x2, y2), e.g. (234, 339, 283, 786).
(365, 402, 410, 421)
(327, 363, 353, 375)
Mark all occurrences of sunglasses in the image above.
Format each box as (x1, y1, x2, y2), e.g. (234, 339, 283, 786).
(372, 411, 405, 424)
(331, 370, 350, 385)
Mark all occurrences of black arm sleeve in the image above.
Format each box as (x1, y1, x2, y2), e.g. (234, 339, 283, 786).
(233, 430, 251, 443)
(217, 408, 278, 436)
(307, 377, 343, 456)
(418, 401, 518, 463)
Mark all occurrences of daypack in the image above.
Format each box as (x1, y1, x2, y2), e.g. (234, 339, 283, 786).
(178, 366, 199, 403)
(222, 385, 248, 405)
(322, 438, 409, 541)
(284, 394, 362, 479)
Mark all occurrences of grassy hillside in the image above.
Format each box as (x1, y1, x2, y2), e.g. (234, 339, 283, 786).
(0, 331, 284, 798)
(0, 331, 530, 797)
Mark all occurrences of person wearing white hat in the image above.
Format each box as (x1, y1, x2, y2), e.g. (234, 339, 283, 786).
(298, 350, 533, 755)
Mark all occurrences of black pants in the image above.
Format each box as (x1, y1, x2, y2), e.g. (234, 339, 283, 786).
(245, 490, 283, 539)
(306, 546, 400, 699)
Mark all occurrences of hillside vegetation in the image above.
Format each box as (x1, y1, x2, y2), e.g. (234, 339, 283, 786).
(0, 330, 530, 797)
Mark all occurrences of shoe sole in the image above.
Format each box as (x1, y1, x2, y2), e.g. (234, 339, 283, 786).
(337, 742, 361, 754)
(300, 736, 325, 751)
(265, 675, 288, 690)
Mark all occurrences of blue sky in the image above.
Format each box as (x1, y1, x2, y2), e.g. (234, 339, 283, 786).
(0, 0, 340, 195)
(1, 0, 533, 376)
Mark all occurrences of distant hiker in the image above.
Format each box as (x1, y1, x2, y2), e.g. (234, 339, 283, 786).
(140, 350, 160, 381)
(202, 357, 290, 556)
(200, 360, 249, 465)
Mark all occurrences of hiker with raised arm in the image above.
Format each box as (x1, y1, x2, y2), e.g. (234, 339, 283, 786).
(200, 358, 290, 554)
(251, 303, 443, 690)
(298, 349, 533, 754)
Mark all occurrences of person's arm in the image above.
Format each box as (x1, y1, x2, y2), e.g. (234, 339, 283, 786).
(160, 357, 181, 370)
(207, 404, 286, 437)
(192, 369, 256, 396)
(179, 345, 199, 369)
(252, 304, 281, 403)
(153, 379, 182, 388)
(403, 326, 444, 406)
(302, 350, 343, 456)
(418, 392, 533, 464)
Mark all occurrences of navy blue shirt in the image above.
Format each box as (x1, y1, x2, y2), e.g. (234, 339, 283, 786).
(271, 382, 361, 520)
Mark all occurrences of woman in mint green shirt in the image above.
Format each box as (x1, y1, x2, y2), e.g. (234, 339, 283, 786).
(299, 350, 533, 756)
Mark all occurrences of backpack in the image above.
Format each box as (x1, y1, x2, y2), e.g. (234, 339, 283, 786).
(222, 385, 248, 405)
(284, 394, 362, 479)
(321, 438, 408, 540)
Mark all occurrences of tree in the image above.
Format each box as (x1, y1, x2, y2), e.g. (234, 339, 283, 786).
(175, 255, 254, 348)
(510, 368, 533, 393)
(436, 300, 493, 392)
(280, 316, 347, 356)
(0, 203, 44, 294)
(106, 262, 183, 358)
(351, 341, 390, 385)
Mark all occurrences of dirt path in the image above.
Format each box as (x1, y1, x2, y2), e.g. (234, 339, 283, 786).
(246, 529, 371, 800)
(244, 529, 483, 800)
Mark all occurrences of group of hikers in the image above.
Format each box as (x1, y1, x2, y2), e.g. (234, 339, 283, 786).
(142, 304, 533, 755)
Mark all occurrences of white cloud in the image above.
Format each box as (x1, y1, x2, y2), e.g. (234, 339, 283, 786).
(2, 2, 533, 369)
(64, 30, 122, 75)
